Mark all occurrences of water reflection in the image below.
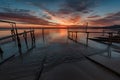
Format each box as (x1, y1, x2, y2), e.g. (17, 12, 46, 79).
(0, 29, 120, 60)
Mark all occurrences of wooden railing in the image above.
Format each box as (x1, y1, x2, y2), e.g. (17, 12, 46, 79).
(0, 20, 36, 56)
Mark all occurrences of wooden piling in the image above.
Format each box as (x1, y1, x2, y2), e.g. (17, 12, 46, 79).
(23, 30, 28, 49)
(107, 32, 113, 57)
(75, 32, 78, 42)
(102, 30, 105, 36)
(42, 28, 45, 43)
(72, 32, 73, 39)
(86, 32, 89, 47)
(14, 24, 22, 55)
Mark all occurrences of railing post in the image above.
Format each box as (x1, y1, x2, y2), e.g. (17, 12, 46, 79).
(75, 32, 78, 42)
(72, 32, 74, 39)
(109, 32, 113, 45)
(68, 31, 70, 38)
(102, 30, 105, 36)
(86, 32, 89, 47)
(85, 22, 88, 33)
(108, 32, 113, 57)
(23, 30, 28, 49)
(42, 28, 45, 43)
(11, 29, 16, 41)
(30, 30, 33, 48)
(30, 29, 36, 48)
(67, 27, 69, 38)
(33, 29, 36, 47)
(10, 23, 17, 45)
(14, 23, 22, 55)
(70, 32, 71, 38)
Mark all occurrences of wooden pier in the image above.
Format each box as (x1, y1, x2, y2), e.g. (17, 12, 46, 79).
(0, 20, 120, 80)
(0, 20, 36, 66)
(67, 30, 120, 46)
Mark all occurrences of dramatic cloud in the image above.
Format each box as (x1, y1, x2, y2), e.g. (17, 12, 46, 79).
(89, 11, 120, 26)
(87, 15, 101, 18)
(0, 7, 53, 25)
(59, 0, 97, 14)
(27, 0, 98, 25)
(1, 0, 119, 26)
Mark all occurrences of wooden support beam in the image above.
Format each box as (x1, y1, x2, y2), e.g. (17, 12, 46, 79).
(86, 32, 89, 47)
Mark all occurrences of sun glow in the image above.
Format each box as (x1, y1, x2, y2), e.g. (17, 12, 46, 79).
(43, 10, 83, 26)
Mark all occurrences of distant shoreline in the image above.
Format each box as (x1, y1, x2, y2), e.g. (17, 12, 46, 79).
(0, 25, 120, 30)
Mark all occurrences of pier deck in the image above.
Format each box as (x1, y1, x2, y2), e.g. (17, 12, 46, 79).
(0, 42, 120, 80)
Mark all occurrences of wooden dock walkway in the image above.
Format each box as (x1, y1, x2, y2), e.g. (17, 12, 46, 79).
(0, 20, 120, 80)
(0, 42, 120, 80)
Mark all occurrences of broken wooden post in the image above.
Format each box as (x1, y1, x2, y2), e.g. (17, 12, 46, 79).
(67, 27, 69, 38)
(86, 32, 89, 47)
(85, 22, 88, 33)
(42, 28, 45, 43)
(68, 31, 70, 38)
(11, 29, 16, 41)
(108, 32, 113, 45)
(108, 32, 113, 57)
(70, 32, 71, 38)
(14, 23, 22, 55)
(75, 32, 78, 42)
(33, 29, 36, 47)
(68, 31, 70, 39)
(30, 30, 34, 48)
(30, 29, 36, 48)
(23, 30, 28, 49)
(10, 23, 16, 41)
(72, 32, 73, 39)
(102, 30, 105, 36)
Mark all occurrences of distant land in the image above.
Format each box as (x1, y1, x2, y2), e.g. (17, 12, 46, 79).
(0, 25, 120, 30)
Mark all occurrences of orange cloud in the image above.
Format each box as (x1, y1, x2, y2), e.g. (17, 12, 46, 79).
(43, 10, 82, 25)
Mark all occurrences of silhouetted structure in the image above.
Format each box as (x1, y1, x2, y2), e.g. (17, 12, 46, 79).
(0, 47, 3, 59)
(0, 20, 22, 55)
(11, 29, 15, 41)
(23, 31, 28, 49)
(42, 28, 45, 43)
(30, 30, 36, 48)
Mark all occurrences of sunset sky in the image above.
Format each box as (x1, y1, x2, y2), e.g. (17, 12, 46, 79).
(0, 0, 120, 27)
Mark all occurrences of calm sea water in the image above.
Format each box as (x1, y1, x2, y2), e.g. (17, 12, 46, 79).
(0, 29, 120, 60)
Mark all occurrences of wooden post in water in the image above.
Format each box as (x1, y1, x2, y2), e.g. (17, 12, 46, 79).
(14, 23, 22, 55)
(86, 32, 89, 47)
(23, 30, 28, 49)
(42, 28, 45, 43)
(85, 22, 88, 33)
(10, 23, 16, 45)
(33, 29, 36, 47)
(72, 32, 74, 39)
(75, 32, 78, 42)
(30, 29, 33, 48)
(109, 32, 113, 45)
(102, 30, 105, 36)
(108, 32, 113, 57)
(69, 32, 71, 39)
(67, 27, 69, 38)
(68, 31, 70, 38)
